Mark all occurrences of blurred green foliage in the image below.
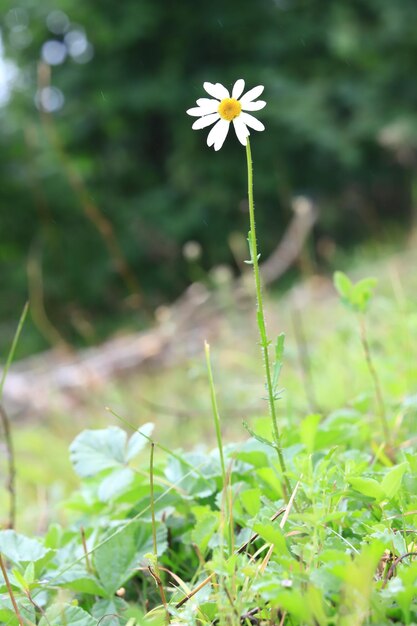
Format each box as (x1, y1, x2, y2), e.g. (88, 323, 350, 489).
(1, 0, 417, 353)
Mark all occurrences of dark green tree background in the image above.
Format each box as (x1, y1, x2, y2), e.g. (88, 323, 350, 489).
(1, 0, 417, 354)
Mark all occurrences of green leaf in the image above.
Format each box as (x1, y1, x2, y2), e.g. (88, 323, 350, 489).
(381, 462, 407, 499)
(239, 488, 261, 517)
(92, 597, 129, 626)
(252, 522, 290, 557)
(164, 453, 217, 499)
(272, 333, 285, 390)
(0, 596, 36, 626)
(334, 271, 377, 313)
(39, 604, 98, 626)
(126, 423, 154, 460)
(333, 271, 353, 300)
(70, 427, 128, 477)
(98, 467, 134, 502)
(94, 522, 167, 596)
(11, 568, 28, 592)
(300, 413, 321, 453)
(348, 477, 385, 501)
(191, 505, 220, 554)
(243, 422, 277, 450)
(69, 425, 153, 478)
(351, 277, 377, 313)
(24, 561, 35, 585)
(0, 530, 51, 565)
(53, 566, 107, 596)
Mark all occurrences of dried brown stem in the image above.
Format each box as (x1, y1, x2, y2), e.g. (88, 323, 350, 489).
(80, 526, 93, 574)
(0, 553, 25, 626)
(382, 551, 417, 589)
(148, 566, 169, 624)
(175, 506, 286, 609)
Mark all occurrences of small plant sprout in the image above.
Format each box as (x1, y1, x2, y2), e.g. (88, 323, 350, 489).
(334, 271, 390, 446)
(187, 79, 265, 150)
(188, 81, 290, 498)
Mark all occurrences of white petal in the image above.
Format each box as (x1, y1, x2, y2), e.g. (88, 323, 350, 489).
(207, 119, 229, 150)
(214, 119, 230, 151)
(240, 111, 265, 132)
(187, 106, 206, 117)
(196, 98, 220, 113)
(207, 119, 222, 147)
(203, 82, 230, 100)
(192, 113, 220, 130)
(233, 117, 249, 146)
(240, 85, 264, 104)
(232, 79, 245, 100)
(241, 100, 266, 111)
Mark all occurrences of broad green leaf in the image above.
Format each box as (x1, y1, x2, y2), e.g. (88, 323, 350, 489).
(0, 530, 50, 565)
(39, 604, 98, 626)
(94, 522, 167, 595)
(98, 467, 134, 502)
(256, 467, 283, 499)
(381, 462, 407, 499)
(0, 596, 36, 625)
(252, 522, 290, 557)
(126, 423, 154, 460)
(70, 425, 154, 478)
(271, 590, 311, 621)
(348, 477, 385, 501)
(70, 427, 128, 477)
(164, 454, 217, 499)
(92, 597, 129, 626)
(54, 565, 106, 596)
(239, 488, 261, 517)
(191, 505, 220, 554)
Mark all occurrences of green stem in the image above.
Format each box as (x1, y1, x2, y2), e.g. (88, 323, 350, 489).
(245, 139, 291, 498)
(359, 315, 390, 446)
(205, 341, 233, 556)
(149, 442, 157, 556)
(0, 301, 29, 400)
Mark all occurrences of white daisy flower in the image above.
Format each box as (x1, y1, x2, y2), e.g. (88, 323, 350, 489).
(186, 79, 266, 151)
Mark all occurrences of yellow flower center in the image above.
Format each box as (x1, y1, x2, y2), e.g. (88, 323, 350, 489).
(218, 98, 242, 121)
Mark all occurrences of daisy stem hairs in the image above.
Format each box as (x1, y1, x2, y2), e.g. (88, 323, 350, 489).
(245, 139, 291, 499)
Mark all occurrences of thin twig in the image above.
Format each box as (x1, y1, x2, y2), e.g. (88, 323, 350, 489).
(0, 553, 25, 626)
(80, 526, 92, 574)
(382, 551, 417, 589)
(148, 566, 169, 624)
(175, 506, 286, 608)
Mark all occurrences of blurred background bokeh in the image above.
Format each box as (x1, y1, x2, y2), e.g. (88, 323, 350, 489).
(2, 0, 417, 358)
